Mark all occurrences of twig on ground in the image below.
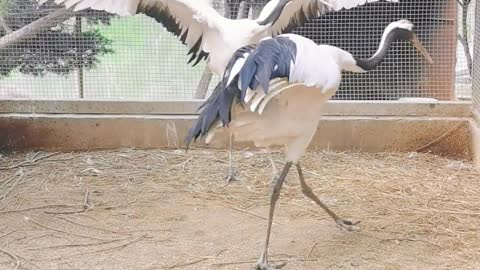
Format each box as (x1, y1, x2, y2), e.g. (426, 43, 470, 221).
(410, 207, 480, 216)
(307, 241, 318, 259)
(0, 230, 18, 241)
(164, 247, 230, 269)
(1, 171, 25, 202)
(44, 188, 94, 215)
(379, 237, 442, 248)
(163, 258, 209, 269)
(14, 253, 41, 270)
(0, 247, 20, 270)
(158, 150, 228, 164)
(0, 175, 17, 192)
(50, 234, 146, 261)
(44, 208, 92, 215)
(228, 205, 267, 221)
(45, 198, 136, 215)
(0, 204, 84, 215)
(176, 156, 193, 172)
(216, 249, 228, 257)
(0, 152, 61, 170)
(54, 216, 126, 235)
(211, 260, 254, 267)
(29, 218, 118, 241)
(26, 237, 131, 251)
(83, 188, 92, 209)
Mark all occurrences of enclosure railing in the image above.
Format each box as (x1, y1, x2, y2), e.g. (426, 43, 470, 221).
(0, 0, 476, 102)
(473, 0, 480, 119)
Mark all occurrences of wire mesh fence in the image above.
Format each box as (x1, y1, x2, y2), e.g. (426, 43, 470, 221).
(473, 0, 480, 114)
(0, 0, 476, 101)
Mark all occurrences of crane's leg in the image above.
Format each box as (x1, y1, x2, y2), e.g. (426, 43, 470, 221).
(267, 150, 280, 185)
(225, 133, 236, 184)
(255, 162, 292, 270)
(296, 163, 360, 231)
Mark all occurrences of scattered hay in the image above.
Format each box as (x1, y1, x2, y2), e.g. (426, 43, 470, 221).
(0, 148, 479, 269)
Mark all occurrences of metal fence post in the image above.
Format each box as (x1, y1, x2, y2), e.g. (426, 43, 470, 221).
(75, 16, 84, 99)
(473, 0, 480, 114)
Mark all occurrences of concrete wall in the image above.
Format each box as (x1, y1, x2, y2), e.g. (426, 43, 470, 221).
(0, 100, 473, 160)
(472, 110, 480, 167)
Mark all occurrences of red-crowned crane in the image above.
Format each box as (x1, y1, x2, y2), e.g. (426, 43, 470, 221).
(38, 0, 400, 182)
(37, 0, 399, 75)
(186, 20, 432, 269)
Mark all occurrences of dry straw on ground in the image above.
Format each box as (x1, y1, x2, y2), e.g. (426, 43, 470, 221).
(0, 148, 479, 269)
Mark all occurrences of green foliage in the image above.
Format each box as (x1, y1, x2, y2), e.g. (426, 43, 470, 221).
(0, 0, 14, 15)
(0, 0, 114, 77)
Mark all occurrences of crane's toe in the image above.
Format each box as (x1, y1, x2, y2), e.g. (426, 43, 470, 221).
(254, 261, 287, 270)
(255, 252, 287, 270)
(335, 219, 361, 231)
(224, 170, 237, 184)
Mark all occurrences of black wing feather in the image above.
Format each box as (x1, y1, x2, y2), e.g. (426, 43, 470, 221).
(275, 2, 314, 34)
(185, 46, 254, 148)
(139, 5, 209, 67)
(185, 37, 297, 147)
(239, 37, 297, 95)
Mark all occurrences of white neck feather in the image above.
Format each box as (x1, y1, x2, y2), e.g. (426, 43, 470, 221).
(319, 45, 366, 73)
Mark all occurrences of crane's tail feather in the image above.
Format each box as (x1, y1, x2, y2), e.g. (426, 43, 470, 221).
(185, 45, 258, 148)
(185, 36, 298, 147)
(185, 81, 240, 149)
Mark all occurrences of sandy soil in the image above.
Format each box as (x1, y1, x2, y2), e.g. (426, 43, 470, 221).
(0, 149, 479, 270)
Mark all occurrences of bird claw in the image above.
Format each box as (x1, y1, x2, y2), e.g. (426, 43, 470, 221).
(335, 219, 361, 231)
(224, 170, 237, 185)
(254, 257, 287, 270)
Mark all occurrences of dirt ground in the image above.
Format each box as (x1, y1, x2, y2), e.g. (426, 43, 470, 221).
(0, 149, 479, 270)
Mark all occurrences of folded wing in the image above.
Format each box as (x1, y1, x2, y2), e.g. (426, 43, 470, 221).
(185, 36, 299, 146)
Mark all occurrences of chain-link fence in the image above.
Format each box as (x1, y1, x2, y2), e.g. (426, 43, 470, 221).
(0, 0, 476, 101)
(473, 0, 480, 115)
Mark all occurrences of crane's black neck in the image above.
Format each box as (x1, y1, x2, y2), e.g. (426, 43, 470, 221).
(257, 0, 290, 26)
(355, 28, 414, 71)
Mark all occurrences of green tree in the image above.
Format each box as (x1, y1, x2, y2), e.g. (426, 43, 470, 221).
(0, 0, 114, 77)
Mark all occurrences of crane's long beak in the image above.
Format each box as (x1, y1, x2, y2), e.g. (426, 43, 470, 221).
(409, 34, 434, 64)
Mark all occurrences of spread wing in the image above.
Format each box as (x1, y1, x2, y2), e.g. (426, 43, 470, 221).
(258, 0, 399, 36)
(38, 0, 229, 65)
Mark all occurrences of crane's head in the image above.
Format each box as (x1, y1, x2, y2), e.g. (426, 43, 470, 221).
(383, 20, 433, 64)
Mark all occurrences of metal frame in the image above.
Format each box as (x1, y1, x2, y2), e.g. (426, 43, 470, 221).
(0, 100, 471, 117)
(0, 100, 472, 159)
(473, 0, 480, 116)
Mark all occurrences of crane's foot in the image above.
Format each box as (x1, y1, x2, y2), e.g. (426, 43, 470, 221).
(335, 218, 361, 231)
(254, 263, 286, 270)
(255, 254, 286, 270)
(224, 169, 237, 185)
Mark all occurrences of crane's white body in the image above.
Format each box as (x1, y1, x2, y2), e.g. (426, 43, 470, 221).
(38, 0, 398, 76)
(186, 19, 429, 270)
(208, 34, 358, 161)
(228, 84, 331, 161)
(204, 20, 269, 74)
(198, 19, 426, 163)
